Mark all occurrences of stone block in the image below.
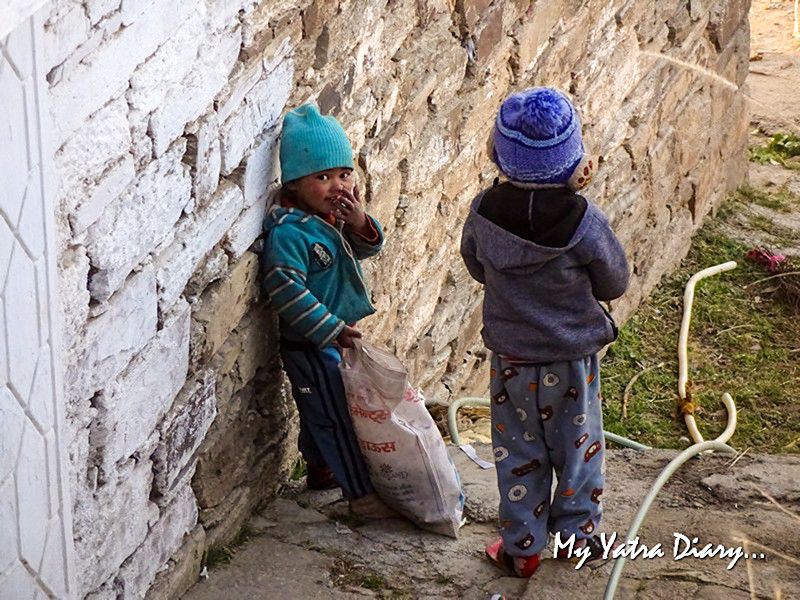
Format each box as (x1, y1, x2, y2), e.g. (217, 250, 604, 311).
(121, 0, 157, 25)
(144, 525, 206, 600)
(89, 300, 190, 478)
(125, 7, 205, 114)
(55, 95, 132, 229)
(43, 2, 91, 71)
(150, 28, 242, 156)
(219, 59, 293, 175)
(85, 0, 120, 25)
(72, 155, 137, 236)
(198, 484, 258, 548)
(184, 247, 230, 300)
(222, 195, 268, 260)
(189, 252, 260, 366)
(192, 385, 262, 510)
(49, 0, 195, 144)
(73, 458, 159, 594)
(403, 125, 457, 195)
(207, 0, 256, 33)
(74, 266, 158, 402)
(57, 245, 91, 353)
(154, 180, 244, 311)
(215, 58, 264, 124)
(86, 140, 191, 302)
(707, 0, 749, 50)
(128, 109, 154, 169)
(231, 126, 280, 208)
(513, 0, 563, 74)
(184, 112, 222, 207)
(153, 370, 218, 499)
(457, 0, 492, 31)
(211, 306, 277, 401)
(116, 484, 199, 599)
(473, 2, 504, 64)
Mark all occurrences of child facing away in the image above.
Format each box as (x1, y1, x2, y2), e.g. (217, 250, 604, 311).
(261, 104, 396, 519)
(460, 87, 630, 577)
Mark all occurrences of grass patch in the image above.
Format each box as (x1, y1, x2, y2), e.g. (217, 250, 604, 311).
(602, 195, 800, 453)
(750, 133, 800, 169)
(736, 184, 800, 213)
(329, 557, 410, 598)
(290, 456, 307, 481)
(202, 523, 257, 570)
(362, 573, 388, 590)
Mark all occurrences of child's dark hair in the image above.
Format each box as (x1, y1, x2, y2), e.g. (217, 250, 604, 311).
(278, 183, 298, 205)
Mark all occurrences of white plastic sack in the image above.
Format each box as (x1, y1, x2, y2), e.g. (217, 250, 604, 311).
(339, 339, 464, 537)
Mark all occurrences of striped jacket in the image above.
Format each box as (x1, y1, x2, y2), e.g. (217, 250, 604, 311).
(261, 205, 384, 348)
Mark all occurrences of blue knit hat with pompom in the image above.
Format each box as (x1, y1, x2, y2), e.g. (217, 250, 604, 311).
(492, 87, 591, 188)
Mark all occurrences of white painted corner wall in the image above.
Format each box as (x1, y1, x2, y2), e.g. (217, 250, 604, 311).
(0, 2, 76, 598)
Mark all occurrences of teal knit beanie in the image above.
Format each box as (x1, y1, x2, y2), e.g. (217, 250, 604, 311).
(279, 104, 354, 182)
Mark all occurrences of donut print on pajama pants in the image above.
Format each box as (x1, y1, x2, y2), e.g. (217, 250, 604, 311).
(490, 353, 605, 557)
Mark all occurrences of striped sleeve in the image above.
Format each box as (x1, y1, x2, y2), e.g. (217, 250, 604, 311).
(345, 215, 384, 259)
(262, 229, 345, 348)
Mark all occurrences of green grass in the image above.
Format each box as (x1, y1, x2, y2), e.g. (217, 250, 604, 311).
(202, 523, 257, 569)
(361, 573, 388, 590)
(329, 557, 410, 597)
(750, 133, 800, 169)
(290, 456, 307, 481)
(602, 199, 800, 453)
(736, 184, 800, 213)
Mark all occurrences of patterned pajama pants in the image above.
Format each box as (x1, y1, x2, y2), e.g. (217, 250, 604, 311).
(490, 353, 605, 557)
(281, 343, 373, 500)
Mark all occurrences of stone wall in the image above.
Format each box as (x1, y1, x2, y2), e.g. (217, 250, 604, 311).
(46, 0, 749, 597)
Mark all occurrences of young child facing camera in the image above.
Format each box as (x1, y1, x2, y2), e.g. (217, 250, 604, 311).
(262, 104, 394, 519)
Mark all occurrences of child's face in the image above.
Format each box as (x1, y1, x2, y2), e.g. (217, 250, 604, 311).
(287, 168, 354, 215)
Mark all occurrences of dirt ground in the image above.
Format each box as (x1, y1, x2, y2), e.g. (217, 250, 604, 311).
(184, 447, 800, 599)
(182, 4, 800, 599)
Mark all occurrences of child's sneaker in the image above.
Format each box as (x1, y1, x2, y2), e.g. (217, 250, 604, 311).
(306, 464, 339, 490)
(485, 538, 540, 578)
(555, 535, 607, 564)
(349, 493, 400, 519)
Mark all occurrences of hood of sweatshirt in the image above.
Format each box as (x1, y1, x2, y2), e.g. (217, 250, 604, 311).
(468, 193, 595, 274)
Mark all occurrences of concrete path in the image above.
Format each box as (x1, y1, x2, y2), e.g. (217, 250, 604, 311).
(184, 446, 800, 599)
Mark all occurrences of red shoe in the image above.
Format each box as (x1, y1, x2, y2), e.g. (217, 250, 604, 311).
(485, 538, 540, 578)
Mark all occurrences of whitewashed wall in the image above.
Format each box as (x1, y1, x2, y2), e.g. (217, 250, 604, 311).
(0, 2, 76, 598)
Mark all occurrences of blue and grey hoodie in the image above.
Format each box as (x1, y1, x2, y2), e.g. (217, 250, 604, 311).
(262, 206, 383, 348)
(460, 184, 629, 362)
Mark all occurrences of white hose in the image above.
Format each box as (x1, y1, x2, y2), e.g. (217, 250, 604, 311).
(678, 261, 737, 443)
(603, 440, 736, 600)
(605, 261, 740, 599)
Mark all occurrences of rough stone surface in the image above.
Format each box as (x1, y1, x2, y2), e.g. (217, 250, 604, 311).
(46, 0, 752, 597)
(183, 448, 800, 600)
(144, 526, 206, 600)
(115, 483, 199, 599)
(88, 300, 190, 481)
(86, 141, 191, 302)
(153, 371, 218, 500)
(72, 458, 159, 594)
(154, 180, 244, 311)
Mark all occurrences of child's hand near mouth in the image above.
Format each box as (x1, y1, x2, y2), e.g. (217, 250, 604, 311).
(334, 185, 372, 237)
